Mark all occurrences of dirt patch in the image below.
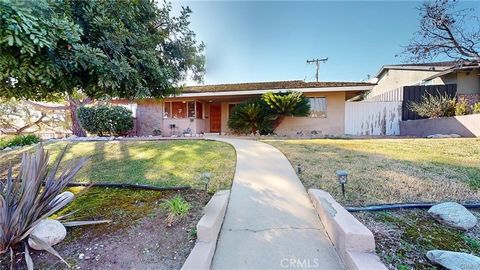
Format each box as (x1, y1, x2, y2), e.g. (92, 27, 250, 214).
(0, 188, 210, 269)
(354, 209, 480, 270)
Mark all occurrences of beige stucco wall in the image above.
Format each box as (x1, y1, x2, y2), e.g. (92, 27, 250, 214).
(275, 91, 346, 136)
(371, 69, 441, 96)
(456, 72, 480, 95)
(400, 114, 480, 137)
(136, 99, 164, 136)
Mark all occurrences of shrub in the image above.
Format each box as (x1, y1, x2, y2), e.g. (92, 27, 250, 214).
(0, 134, 40, 150)
(228, 99, 276, 134)
(228, 91, 310, 134)
(0, 147, 87, 267)
(162, 195, 191, 226)
(78, 105, 134, 136)
(408, 92, 456, 118)
(262, 91, 310, 117)
(472, 102, 480, 114)
(455, 98, 469, 116)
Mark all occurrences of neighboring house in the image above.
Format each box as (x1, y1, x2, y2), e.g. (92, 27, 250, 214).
(115, 80, 374, 136)
(367, 61, 480, 104)
(422, 61, 480, 104)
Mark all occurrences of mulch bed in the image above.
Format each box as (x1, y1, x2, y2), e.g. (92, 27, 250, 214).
(0, 189, 210, 270)
(354, 209, 480, 270)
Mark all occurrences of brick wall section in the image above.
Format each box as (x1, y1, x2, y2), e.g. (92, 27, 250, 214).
(136, 100, 163, 136)
(457, 94, 480, 106)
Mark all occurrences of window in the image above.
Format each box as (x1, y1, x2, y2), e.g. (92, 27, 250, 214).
(171, 102, 187, 118)
(164, 102, 171, 118)
(309, 98, 327, 118)
(196, 101, 203, 119)
(164, 101, 202, 119)
(188, 101, 195, 118)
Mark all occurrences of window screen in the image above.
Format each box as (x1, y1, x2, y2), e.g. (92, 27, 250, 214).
(309, 98, 327, 118)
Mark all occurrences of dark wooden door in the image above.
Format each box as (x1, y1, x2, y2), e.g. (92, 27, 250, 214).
(210, 104, 221, 132)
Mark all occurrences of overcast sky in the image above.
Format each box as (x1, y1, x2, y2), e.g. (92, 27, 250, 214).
(171, 1, 479, 85)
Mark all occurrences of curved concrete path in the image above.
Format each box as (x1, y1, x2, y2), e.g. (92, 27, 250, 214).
(210, 138, 345, 270)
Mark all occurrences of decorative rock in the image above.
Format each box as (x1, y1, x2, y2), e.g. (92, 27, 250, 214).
(78, 253, 85, 260)
(427, 134, 461, 138)
(28, 219, 67, 250)
(426, 250, 480, 270)
(428, 202, 477, 230)
(49, 191, 75, 207)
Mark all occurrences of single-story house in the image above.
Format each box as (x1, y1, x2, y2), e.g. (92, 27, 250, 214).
(115, 80, 374, 136)
(367, 61, 480, 104)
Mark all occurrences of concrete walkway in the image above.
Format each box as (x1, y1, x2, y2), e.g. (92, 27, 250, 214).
(210, 138, 345, 270)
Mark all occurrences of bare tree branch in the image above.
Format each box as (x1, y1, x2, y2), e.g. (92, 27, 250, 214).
(403, 0, 480, 62)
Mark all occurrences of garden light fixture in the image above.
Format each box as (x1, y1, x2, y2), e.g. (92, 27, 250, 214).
(201, 172, 212, 191)
(336, 170, 348, 197)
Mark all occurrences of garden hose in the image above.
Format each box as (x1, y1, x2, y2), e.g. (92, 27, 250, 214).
(346, 203, 480, 212)
(63, 182, 192, 191)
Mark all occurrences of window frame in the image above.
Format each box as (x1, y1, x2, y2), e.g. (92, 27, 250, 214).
(308, 97, 327, 118)
(164, 100, 204, 119)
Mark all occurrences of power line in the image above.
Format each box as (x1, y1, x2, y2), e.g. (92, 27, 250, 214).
(306, 57, 328, 82)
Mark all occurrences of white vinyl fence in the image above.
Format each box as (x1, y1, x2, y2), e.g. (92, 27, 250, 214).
(345, 101, 402, 136)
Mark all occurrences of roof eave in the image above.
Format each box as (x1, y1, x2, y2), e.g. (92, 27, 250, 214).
(172, 85, 374, 98)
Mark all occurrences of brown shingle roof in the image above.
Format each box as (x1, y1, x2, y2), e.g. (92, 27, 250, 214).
(181, 80, 373, 93)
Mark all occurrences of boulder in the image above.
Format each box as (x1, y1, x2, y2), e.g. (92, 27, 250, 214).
(427, 250, 480, 270)
(428, 202, 477, 230)
(28, 219, 67, 250)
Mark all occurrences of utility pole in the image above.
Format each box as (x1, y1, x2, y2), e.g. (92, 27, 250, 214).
(306, 57, 328, 82)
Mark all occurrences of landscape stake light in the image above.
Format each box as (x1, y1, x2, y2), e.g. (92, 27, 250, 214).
(297, 164, 302, 174)
(201, 172, 212, 191)
(336, 170, 348, 197)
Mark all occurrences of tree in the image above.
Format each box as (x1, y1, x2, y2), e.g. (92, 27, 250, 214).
(404, 0, 480, 62)
(0, 0, 205, 136)
(0, 98, 69, 135)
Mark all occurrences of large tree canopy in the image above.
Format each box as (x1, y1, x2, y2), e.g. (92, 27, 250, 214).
(404, 0, 480, 62)
(0, 0, 205, 100)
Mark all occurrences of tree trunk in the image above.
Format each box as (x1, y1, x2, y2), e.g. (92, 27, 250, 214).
(68, 97, 87, 137)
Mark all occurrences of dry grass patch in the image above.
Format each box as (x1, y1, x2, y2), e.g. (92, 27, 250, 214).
(265, 138, 480, 206)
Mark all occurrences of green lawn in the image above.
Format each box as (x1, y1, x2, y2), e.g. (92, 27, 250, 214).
(265, 138, 480, 206)
(0, 140, 236, 192)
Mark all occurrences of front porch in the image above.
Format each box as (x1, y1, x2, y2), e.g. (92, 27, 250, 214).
(135, 94, 260, 136)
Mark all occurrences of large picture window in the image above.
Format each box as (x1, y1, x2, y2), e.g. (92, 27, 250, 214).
(171, 102, 187, 118)
(164, 101, 203, 119)
(309, 98, 327, 118)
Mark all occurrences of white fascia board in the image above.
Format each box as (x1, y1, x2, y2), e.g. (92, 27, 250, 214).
(171, 85, 374, 98)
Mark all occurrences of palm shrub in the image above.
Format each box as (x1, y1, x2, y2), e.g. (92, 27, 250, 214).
(0, 147, 109, 268)
(228, 91, 310, 134)
(228, 99, 276, 134)
(262, 91, 310, 129)
(78, 105, 134, 136)
(408, 92, 456, 118)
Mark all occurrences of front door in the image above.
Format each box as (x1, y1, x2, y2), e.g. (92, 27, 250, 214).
(210, 104, 221, 132)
